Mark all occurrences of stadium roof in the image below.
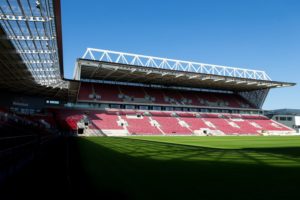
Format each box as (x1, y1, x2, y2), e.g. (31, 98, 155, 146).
(0, 0, 64, 86)
(0, 1, 296, 103)
(75, 48, 295, 92)
(0, 0, 79, 101)
(0, 24, 75, 100)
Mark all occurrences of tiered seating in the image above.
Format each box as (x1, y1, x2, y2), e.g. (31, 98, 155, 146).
(78, 82, 93, 100)
(56, 111, 84, 131)
(233, 120, 260, 134)
(200, 113, 219, 118)
(91, 112, 122, 130)
(181, 117, 211, 130)
(176, 112, 196, 117)
(198, 92, 223, 107)
(228, 115, 292, 133)
(93, 84, 120, 101)
(53, 108, 294, 135)
(182, 91, 202, 106)
(77, 83, 254, 109)
(117, 110, 162, 135)
(145, 88, 165, 104)
(218, 93, 241, 108)
(151, 112, 192, 135)
(120, 85, 146, 98)
(126, 116, 162, 135)
(55, 109, 123, 131)
(0, 110, 57, 171)
(25, 115, 57, 128)
(205, 117, 240, 135)
(65, 115, 82, 130)
(164, 90, 184, 105)
(250, 119, 291, 131)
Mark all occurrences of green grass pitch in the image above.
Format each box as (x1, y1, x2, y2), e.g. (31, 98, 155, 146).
(74, 136, 300, 200)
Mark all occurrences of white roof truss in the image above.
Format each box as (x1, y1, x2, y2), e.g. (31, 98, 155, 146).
(82, 48, 272, 81)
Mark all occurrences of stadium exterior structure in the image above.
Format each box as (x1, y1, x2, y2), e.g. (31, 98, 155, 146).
(0, 0, 297, 137)
(2, 1, 300, 197)
(74, 48, 294, 109)
(266, 109, 300, 133)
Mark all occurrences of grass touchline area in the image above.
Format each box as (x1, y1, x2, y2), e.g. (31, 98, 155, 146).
(82, 136, 300, 167)
(126, 136, 300, 149)
(73, 136, 300, 200)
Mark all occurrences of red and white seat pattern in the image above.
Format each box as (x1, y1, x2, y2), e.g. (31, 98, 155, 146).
(77, 83, 253, 108)
(55, 109, 294, 135)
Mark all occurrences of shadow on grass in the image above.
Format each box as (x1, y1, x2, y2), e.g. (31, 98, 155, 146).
(70, 137, 300, 200)
(127, 137, 300, 165)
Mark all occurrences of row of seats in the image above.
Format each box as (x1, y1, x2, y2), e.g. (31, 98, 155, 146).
(55, 109, 293, 135)
(77, 83, 253, 108)
(0, 110, 57, 152)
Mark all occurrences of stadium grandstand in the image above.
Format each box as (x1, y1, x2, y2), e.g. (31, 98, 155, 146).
(1, 0, 300, 199)
(65, 48, 296, 136)
(0, 0, 296, 137)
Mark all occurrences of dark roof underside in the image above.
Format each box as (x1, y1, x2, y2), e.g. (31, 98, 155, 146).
(0, 25, 76, 101)
(77, 59, 295, 92)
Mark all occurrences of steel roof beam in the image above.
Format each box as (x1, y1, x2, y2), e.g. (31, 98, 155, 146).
(17, 50, 55, 54)
(82, 48, 272, 81)
(6, 35, 52, 41)
(23, 60, 56, 64)
(0, 14, 52, 22)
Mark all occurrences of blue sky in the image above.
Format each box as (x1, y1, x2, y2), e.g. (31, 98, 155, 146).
(61, 0, 300, 110)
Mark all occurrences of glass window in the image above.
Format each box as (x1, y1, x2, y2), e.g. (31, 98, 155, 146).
(153, 106, 161, 110)
(279, 117, 286, 121)
(165, 107, 173, 111)
(110, 104, 121, 109)
(100, 104, 108, 109)
(139, 106, 149, 110)
(201, 108, 208, 112)
(125, 105, 135, 109)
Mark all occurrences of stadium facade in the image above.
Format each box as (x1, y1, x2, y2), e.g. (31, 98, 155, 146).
(266, 109, 300, 133)
(0, 0, 297, 137)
